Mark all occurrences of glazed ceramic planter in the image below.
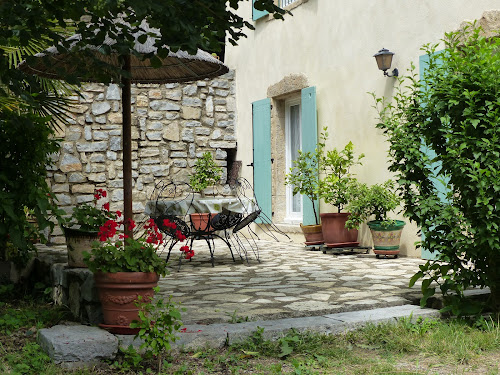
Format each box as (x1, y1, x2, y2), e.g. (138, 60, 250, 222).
(63, 227, 99, 268)
(319, 213, 359, 248)
(368, 220, 405, 258)
(94, 272, 158, 333)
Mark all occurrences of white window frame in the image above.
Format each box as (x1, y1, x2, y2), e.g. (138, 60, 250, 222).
(284, 97, 302, 224)
(280, 0, 300, 7)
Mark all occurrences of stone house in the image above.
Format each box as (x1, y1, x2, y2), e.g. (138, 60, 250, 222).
(48, 73, 237, 243)
(223, 1, 500, 257)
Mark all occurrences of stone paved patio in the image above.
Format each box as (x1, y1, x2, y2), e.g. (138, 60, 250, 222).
(157, 239, 427, 325)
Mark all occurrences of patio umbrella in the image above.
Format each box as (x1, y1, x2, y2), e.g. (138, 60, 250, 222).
(19, 23, 229, 237)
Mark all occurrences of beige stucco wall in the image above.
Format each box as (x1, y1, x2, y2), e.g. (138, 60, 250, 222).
(225, 1, 500, 257)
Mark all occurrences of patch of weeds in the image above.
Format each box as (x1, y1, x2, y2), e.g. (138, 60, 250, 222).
(4, 342, 54, 374)
(226, 310, 251, 323)
(110, 345, 144, 372)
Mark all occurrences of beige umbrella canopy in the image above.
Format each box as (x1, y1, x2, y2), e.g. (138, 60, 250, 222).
(20, 23, 229, 237)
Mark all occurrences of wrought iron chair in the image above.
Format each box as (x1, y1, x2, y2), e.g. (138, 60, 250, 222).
(228, 177, 290, 262)
(147, 180, 193, 264)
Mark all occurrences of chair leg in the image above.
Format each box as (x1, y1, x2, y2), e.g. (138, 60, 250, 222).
(166, 240, 177, 263)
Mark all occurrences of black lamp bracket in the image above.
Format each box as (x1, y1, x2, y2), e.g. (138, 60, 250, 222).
(384, 68, 399, 78)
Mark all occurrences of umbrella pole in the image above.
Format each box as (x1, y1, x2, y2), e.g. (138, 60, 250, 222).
(122, 55, 133, 239)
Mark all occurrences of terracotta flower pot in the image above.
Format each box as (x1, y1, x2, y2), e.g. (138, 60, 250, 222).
(63, 227, 99, 268)
(300, 223, 324, 245)
(320, 213, 359, 248)
(190, 213, 215, 232)
(94, 272, 158, 331)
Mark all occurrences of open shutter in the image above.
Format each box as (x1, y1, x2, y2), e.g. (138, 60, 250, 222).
(252, 0, 269, 21)
(301, 86, 318, 225)
(419, 52, 450, 260)
(252, 98, 272, 223)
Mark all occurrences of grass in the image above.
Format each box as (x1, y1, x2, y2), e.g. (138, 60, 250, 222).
(1, 284, 500, 374)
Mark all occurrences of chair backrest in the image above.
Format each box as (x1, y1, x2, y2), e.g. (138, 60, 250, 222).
(148, 180, 195, 239)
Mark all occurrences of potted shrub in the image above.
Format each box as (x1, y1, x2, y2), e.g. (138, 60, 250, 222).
(189, 151, 223, 231)
(345, 180, 405, 258)
(318, 139, 364, 247)
(63, 189, 116, 267)
(285, 137, 324, 245)
(84, 216, 193, 333)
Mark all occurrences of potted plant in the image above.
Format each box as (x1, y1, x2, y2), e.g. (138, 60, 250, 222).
(63, 189, 117, 267)
(345, 180, 405, 258)
(285, 136, 324, 245)
(189, 151, 223, 231)
(84, 215, 192, 333)
(318, 139, 364, 247)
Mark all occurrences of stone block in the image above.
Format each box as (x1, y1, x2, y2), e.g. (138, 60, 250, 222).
(76, 195, 94, 204)
(60, 154, 82, 173)
(165, 90, 182, 101)
(182, 107, 201, 120)
(52, 184, 70, 193)
(110, 137, 121, 151)
(105, 84, 120, 100)
(181, 129, 195, 142)
(108, 112, 122, 124)
(183, 84, 198, 96)
(76, 142, 107, 153)
(54, 173, 67, 183)
(55, 194, 72, 206)
(38, 325, 118, 364)
(182, 98, 202, 107)
(91, 102, 111, 116)
(146, 132, 163, 141)
(149, 100, 180, 111)
(68, 173, 86, 183)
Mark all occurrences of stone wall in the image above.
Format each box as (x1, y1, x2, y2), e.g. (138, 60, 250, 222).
(48, 71, 237, 243)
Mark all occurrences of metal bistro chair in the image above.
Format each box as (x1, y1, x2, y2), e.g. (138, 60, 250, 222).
(148, 180, 193, 264)
(228, 177, 290, 262)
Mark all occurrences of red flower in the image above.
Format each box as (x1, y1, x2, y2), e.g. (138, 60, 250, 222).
(116, 210, 122, 217)
(103, 202, 110, 211)
(125, 218, 136, 232)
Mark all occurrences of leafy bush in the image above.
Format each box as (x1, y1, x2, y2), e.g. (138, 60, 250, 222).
(0, 111, 61, 265)
(189, 152, 223, 194)
(373, 24, 500, 314)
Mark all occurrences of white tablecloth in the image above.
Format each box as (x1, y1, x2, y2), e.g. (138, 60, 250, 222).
(145, 196, 256, 217)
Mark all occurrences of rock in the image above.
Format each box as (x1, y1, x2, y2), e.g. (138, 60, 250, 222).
(38, 325, 118, 365)
(91, 102, 111, 116)
(106, 84, 121, 100)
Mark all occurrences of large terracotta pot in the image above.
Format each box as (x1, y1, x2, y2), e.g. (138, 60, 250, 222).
(63, 227, 99, 268)
(300, 223, 324, 245)
(94, 272, 158, 331)
(320, 213, 359, 248)
(368, 220, 405, 258)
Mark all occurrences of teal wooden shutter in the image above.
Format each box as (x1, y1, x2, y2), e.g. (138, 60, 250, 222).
(419, 52, 450, 260)
(252, 0, 269, 21)
(252, 98, 272, 223)
(301, 86, 318, 225)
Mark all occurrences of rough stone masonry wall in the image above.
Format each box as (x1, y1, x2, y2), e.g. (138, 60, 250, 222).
(47, 71, 237, 244)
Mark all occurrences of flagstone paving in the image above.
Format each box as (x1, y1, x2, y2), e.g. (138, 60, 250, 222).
(156, 239, 427, 325)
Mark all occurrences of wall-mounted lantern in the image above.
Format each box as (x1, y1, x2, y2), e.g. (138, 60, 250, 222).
(374, 48, 398, 77)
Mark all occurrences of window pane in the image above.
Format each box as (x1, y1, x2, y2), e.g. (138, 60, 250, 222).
(290, 104, 301, 213)
(281, 0, 299, 7)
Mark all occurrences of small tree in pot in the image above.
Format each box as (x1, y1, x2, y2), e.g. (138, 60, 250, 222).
(189, 151, 223, 231)
(345, 180, 405, 258)
(285, 138, 324, 244)
(317, 138, 364, 247)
